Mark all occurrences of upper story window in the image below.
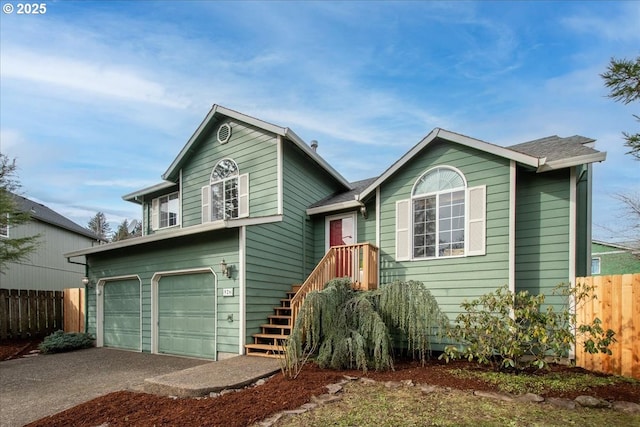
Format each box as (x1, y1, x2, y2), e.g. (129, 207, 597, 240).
(395, 165, 486, 261)
(202, 159, 249, 222)
(412, 167, 466, 258)
(151, 192, 179, 230)
(591, 257, 601, 275)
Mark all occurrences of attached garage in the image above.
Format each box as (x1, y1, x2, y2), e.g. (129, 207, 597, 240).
(153, 269, 217, 360)
(98, 277, 141, 351)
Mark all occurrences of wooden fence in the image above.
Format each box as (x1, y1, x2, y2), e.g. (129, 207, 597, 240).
(0, 289, 63, 340)
(63, 287, 85, 333)
(575, 273, 640, 379)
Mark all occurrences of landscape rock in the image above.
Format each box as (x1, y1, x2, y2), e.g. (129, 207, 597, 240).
(325, 383, 343, 394)
(516, 393, 545, 403)
(311, 393, 343, 405)
(574, 395, 611, 408)
(420, 385, 449, 395)
(546, 397, 577, 410)
(343, 375, 359, 381)
(473, 390, 514, 402)
(256, 412, 283, 427)
(359, 377, 376, 385)
(384, 381, 403, 389)
(612, 401, 640, 414)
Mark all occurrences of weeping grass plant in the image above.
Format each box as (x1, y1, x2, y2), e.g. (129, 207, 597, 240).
(284, 278, 448, 373)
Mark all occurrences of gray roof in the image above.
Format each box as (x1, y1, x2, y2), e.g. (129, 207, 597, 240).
(508, 135, 598, 163)
(309, 177, 378, 209)
(311, 132, 605, 211)
(12, 194, 103, 241)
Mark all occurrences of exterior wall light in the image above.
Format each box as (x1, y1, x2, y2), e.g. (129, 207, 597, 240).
(81, 277, 90, 286)
(220, 259, 233, 278)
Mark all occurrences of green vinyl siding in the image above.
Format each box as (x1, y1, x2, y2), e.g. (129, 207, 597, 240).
(378, 139, 511, 318)
(244, 142, 344, 341)
(86, 229, 239, 356)
(181, 120, 278, 226)
(515, 167, 570, 310)
(591, 242, 640, 275)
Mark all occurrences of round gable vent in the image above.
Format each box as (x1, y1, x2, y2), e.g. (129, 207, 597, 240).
(217, 123, 232, 144)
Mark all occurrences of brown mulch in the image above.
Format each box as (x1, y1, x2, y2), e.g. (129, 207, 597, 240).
(20, 358, 640, 427)
(0, 337, 42, 360)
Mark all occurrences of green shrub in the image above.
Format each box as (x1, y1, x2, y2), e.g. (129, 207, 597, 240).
(38, 330, 94, 354)
(441, 283, 616, 371)
(284, 278, 449, 374)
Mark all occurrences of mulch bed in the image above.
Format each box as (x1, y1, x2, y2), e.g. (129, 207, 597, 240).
(0, 337, 42, 360)
(20, 358, 640, 427)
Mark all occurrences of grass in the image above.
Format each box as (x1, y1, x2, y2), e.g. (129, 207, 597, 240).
(275, 382, 640, 427)
(450, 368, 638, 395)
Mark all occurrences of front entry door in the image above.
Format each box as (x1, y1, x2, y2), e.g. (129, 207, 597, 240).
(326, 213, 356, 277)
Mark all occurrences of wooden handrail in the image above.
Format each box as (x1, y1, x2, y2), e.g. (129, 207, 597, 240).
(290, 243, 378, 328)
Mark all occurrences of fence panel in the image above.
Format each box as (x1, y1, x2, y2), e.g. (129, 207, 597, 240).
(0, 289, 64, 341)
(576, 274, 640, 379)
(63, 288, 85, 333)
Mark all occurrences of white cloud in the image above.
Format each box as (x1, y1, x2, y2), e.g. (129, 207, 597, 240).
(1, 49, 188, 109)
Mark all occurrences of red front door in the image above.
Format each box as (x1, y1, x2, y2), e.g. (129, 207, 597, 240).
(328, 216, 354, 277)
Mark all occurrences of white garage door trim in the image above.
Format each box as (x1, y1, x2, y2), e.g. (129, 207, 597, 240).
(151, 268, 218, 359)
(96, 275, 142, 350)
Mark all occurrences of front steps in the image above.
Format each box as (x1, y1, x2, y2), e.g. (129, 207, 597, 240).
(245, 285, 300, 358)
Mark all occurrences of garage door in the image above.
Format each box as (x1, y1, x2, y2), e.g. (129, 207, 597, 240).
(103, 279, 141, 350)
(158, 273, 215, 359)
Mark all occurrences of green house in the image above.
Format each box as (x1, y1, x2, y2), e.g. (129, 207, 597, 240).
(591, 240, 640, 275)
(65, 105, 606, 360)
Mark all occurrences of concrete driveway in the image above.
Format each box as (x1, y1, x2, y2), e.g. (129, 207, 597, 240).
(0, 347, 210, 427)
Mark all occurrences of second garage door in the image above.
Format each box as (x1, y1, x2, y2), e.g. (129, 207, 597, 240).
(157, 273, 216, 359)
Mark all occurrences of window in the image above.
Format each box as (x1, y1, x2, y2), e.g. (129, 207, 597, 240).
(151, 192, 179, 230)
(412, 167, 466, 258)
(0, 213, 8, 237)
(395, 166, 485, 261)
(202, 159, 249, 222)
(591, 257, 601, 275)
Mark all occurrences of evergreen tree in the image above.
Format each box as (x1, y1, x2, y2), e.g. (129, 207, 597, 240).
(601, 56, 640, 159)
(112, 219, 142, 242)
(0, 155, 40, 272)
(87, 212, 112, 242)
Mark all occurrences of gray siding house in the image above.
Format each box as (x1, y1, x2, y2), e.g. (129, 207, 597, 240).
(1, 195, 102, 291)
(66, 105, 606, 360)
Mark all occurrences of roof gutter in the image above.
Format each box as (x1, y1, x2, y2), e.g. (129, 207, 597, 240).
(536, 152, 607, 173)
(306, 199, 362, 216)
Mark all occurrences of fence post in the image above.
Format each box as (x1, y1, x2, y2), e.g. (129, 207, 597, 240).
(0, 289, 8, 341)
(10, 290, 19, 339)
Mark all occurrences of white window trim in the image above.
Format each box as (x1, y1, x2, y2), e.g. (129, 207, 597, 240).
(411, 166, 467, 260)
(325, 212, 357, 252)
(591, 257, 601, 275)
(152, 192, 180, 231)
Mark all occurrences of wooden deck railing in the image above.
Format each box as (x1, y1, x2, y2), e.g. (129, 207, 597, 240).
(290, 242, 378, 328)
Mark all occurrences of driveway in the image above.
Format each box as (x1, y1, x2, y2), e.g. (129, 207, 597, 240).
(0, 348, 210, 427)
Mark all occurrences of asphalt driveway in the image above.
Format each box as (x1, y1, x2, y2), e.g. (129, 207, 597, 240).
(0, 347, 210, 427)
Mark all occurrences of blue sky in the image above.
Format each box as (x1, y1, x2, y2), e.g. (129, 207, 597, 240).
(1, 1, 638, 242)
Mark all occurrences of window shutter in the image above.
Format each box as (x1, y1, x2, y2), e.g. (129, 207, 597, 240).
(467, 185, 486, 256)
(151, 198, 159, 231)
(201, 185, 211, 223)
(396, 199, 411, 261)
(238, 173, 249, 218)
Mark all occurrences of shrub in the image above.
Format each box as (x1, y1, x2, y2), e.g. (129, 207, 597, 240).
(441, 283, 616, 371)
(284, 278, 449, 374)
(38, 330, 94, 354)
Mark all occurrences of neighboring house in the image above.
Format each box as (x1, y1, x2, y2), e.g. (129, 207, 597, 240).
(1, 194, 103, 291)
(591, 240, 640, 275)
(65, 105, 606, 360)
